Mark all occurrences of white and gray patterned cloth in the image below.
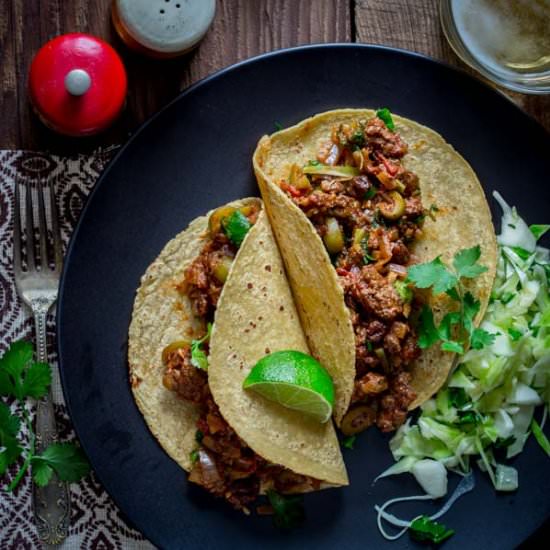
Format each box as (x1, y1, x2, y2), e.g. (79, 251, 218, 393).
(0, 150, 155, 549)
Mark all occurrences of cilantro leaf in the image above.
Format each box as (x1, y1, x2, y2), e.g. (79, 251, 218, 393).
(407, 257, 458, 294)
(508, 328, 523, 341)
(32, 461, 53, 487)
(0, 341, 33, 399)
(470, 328, 496, 350)
(530, 224, 550, 241)
(342, 435, 356, 449)
(0, 402, 22, 475)
(267, 489, 305, 530)
(394, 280, 413, 303)
(409, 515, 454, 544)
(463, 292, 481, 333)
(189, 449, 199, 464)
(222, 210, 252, 247)
(376, 108, 395, 130)
(417, 306, 440, 349)
(363, 186, 377, 200)
(437, 312, 461, 341)
(441, 340, 464, 354)
(0, 341, 52, 400)
(21, 362, 51, 399)
(190, 324, 212, 371)
(452, 246, 488, 279)
(32, 442, 90, 483)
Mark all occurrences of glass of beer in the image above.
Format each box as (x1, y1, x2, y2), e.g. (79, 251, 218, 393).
(440, 0, 550, 94)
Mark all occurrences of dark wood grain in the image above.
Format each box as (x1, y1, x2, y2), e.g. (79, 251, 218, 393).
(1, 0, 350, 152)
(1, 0, 548, 151)
(355, 0, 550, 133)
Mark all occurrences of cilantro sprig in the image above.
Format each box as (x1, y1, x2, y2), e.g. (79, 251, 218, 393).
(0, 340, 90, 491)
(407, 245, 495, 354)
(266, 489, 305, 530)
(409, 515, 455, 544)
(190, 324, 212, 370)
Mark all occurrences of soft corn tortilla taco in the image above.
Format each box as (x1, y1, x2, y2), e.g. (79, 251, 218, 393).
(128, 198, 347, 511)
(253, 109, 497, 431)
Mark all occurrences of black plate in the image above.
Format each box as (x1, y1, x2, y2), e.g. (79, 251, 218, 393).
(58, 45, 550, 549)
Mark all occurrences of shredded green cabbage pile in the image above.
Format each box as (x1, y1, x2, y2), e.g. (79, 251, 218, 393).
(387, 193, 550, 492)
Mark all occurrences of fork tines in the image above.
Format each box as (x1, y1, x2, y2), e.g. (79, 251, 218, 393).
(13, 178, 63, 275)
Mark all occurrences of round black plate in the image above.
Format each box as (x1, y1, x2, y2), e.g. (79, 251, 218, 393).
(58, 45, 550, 549)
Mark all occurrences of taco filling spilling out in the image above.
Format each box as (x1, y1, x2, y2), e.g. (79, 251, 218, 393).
(161, 203, 321, 512)
(277, 114, 424, 434)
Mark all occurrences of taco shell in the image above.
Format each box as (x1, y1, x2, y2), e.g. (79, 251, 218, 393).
(253, 109, 498, 417)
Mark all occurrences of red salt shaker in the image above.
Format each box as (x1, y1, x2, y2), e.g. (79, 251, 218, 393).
(29, 33, 127, 136)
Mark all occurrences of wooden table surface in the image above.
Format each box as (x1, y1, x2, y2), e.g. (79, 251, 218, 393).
(2, 0, 549, 152)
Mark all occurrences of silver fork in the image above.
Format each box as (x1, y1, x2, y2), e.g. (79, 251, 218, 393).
(13, 177, 70, 545)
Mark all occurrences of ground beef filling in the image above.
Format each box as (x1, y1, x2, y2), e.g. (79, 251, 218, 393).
(280, 116, 424, 432)
(163, 348, 320, 511)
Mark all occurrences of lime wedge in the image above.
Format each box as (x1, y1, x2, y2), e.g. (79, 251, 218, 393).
(243, 350, 335, 423)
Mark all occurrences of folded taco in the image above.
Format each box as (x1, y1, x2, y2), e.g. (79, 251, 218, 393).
(128, 198, 348, 512)
(253, 109, 497, 434)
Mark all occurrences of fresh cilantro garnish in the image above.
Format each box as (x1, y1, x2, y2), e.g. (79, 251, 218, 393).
(189, 449, 199, 464)
(471, 327, 496, 349)
(508, 328, 523, 341)
(394, 280, 413, 303)
(190, 324, 212, 371)
(407, 246, 493, 354)
(266, 489, 305, 530)
(342, 435, 356, 449)
(366, 341, 373, 351)
(407, 257, 458, 294)
(0, 340, 90, 491)
(274, 121, 283, 131)
(453, 246, 488, 279)
(409, 515, 454, 544)
(375, 108, 395, 131)
(222, 211, 252, 247)
(511, 246, 531, 260)
(448, 387, 469, 409)
(363, 186, 377, 200)
(531, 418, 550, 457)
(529, 224, 550, 240)
(31, 443, 90, 486)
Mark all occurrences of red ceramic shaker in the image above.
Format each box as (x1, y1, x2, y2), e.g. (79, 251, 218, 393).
(29, 33, 127, 136)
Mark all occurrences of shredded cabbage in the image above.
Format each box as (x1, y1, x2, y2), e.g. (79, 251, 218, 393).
(382, 195, 550, 492)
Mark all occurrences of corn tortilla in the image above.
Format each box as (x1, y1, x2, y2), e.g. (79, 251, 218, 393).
(253, 109, 497, 417)
(128, 198, 348, 487)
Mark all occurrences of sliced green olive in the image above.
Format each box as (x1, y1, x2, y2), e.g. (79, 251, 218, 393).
(374, 347, 389, 370)
(323, 217, 345, 254)
(212, 255, 234, 283)
(161, 340, 191, 364)
(352, 226, 368, 247)
(379, 191, 406, 221)
(341, 405, 376, 435)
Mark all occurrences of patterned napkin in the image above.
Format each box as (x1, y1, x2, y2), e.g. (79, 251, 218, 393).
(0, 150, 155, 549)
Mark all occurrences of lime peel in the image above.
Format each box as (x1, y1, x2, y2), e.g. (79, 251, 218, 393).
(243, 350, 335, 423)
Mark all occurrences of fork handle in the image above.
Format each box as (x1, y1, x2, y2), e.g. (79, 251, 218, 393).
(32, 308, 71, 545)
